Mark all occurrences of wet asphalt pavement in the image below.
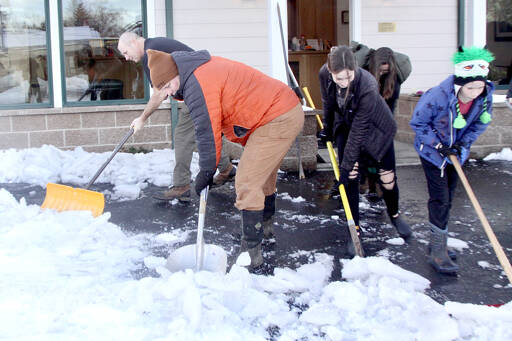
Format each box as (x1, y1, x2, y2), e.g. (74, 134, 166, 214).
(2, 159, 512, 306)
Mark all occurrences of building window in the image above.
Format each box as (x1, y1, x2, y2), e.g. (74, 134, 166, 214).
(487, 0, 512, 88)
(61, 0, 146, 104)
(0, 1, 51, 108)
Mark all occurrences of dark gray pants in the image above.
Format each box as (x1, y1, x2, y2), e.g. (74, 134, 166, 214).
(420, 157, 458, 229)
(172, 105, 232, 186)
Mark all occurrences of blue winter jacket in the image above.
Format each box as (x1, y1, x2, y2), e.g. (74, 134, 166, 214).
(410, 75, 494, 169)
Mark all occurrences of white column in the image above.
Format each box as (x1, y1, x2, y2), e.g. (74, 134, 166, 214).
(467, 0, 487, 47)
(147, 0, 156, 38)
(349, 0, 362, 43)
(268, 0, 287, 83)
(147, 0, 156, 97)
(49, 0, 62, 108)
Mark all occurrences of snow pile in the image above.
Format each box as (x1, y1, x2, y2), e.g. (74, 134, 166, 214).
(0, 146, 199, 200)
(484, 148, 512, 162)
(1, 189, 512, 340)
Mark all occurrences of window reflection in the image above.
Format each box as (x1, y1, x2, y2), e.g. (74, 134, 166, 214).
(486, 0, 512, 86)
(0, 1, 49, 105)
(62, 0, 144, 102)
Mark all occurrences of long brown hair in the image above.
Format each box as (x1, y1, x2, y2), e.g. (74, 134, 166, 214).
(368, 47, 397, 100)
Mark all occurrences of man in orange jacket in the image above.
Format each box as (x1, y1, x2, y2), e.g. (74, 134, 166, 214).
(131, 49, 304, 271)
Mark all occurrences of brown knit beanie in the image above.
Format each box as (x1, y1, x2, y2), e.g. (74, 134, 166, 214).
(147, 49, 179, 90)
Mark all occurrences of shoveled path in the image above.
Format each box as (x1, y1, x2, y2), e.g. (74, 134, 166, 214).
(3, 158, 512, 306)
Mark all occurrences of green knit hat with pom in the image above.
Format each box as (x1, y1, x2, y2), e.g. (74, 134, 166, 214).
(452, 46, 494, 129)
(453, 46, 494, 86)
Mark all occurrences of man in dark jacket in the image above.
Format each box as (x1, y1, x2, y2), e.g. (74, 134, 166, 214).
(117, 32, 236, 202)
(319, 46, 412, 252)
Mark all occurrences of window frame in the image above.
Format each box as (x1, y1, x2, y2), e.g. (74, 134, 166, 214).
(58, 0, 149, 107)
(0, 0, 54, 110)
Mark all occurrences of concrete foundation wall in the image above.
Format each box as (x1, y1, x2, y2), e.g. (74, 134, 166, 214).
(0, 104, 173, 153)
(0, 103, 318, 172)
(395, 95, 511, 158)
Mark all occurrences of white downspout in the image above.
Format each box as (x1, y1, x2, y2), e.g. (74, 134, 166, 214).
(49, 0, 62, 108)
(268, 0, 287, 83)
(467, 0, 487, 47)
(349, 0, 362, 43)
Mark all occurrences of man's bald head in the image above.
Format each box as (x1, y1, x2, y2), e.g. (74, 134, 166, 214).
(117, 32, 145, 62)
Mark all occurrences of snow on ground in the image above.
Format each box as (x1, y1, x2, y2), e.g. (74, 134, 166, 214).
(0, 145, 199, 200)
(2, 146, 512, 340)
(484, 147, 512, 162)
(2, 189, 512, 340)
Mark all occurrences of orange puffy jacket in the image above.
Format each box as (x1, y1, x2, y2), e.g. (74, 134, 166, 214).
(171, 50, 300, 171)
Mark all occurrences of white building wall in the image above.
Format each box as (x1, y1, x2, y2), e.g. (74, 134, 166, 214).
(171, 0, 271, 75)
(360, 0, 458, 93)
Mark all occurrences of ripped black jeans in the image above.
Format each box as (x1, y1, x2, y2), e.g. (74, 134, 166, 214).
(336, 133, 400, 226)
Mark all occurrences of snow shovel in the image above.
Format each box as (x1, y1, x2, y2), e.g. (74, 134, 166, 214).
(166, 187, 228, 273)
(41, 128, 134, 217)
(303, 87, 364, 257)
(449, 154, 512, 285)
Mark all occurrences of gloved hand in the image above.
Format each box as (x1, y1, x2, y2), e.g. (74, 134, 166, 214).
(318, 128, 333, 143)
(459, 146, 470, 163)
(194, 169, 215, 195)
(436, 143, 458, 158)
(451, 141, 468, 157)
(130, 116, 146, 134)
(336, 168, 350, 187)
(450, 142, 462, 156)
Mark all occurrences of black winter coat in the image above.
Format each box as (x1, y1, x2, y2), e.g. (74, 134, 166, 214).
(319, 65, 397, 172)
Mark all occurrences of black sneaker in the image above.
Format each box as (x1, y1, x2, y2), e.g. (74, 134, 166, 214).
(329, 183, 340, 198)
(390, 214, 412, 239)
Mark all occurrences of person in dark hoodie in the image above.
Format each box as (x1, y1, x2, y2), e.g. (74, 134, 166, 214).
(130, 49, 304, 271)
(319, 45, 412, 254)
(410, 46, 495, 274)
(366, 47, 403, 114)
(360, 47, 404, 199)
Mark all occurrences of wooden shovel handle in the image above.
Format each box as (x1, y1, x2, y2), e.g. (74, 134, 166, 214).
(449, 155, 512, 284)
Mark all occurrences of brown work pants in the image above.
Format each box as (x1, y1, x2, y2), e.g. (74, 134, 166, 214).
(235, 103, 304, 211)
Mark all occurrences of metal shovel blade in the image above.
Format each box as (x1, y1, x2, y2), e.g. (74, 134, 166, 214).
(165, 187, 228, 273)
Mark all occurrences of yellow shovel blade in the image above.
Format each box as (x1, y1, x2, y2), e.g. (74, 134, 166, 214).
(41, 183, 105, 217)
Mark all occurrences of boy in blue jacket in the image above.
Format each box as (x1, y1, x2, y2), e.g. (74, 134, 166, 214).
(410, 46, 494, 274)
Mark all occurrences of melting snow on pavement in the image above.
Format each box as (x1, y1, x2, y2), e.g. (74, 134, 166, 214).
(1, 146, 512, 340)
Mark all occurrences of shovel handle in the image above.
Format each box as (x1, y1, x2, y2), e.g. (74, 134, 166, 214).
(195, 187, 208, 271)
(303, 86, 364, 257)
(85, 128, 134, 189)
(449, 155, 512, 284)
(303, 87, 338, 160)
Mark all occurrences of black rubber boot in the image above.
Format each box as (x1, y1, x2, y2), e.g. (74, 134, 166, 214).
(429, 224, 459, 274)
(241, 210, 264, 268)
(389, 214, 413, 239)
(263, 193, 277, 239)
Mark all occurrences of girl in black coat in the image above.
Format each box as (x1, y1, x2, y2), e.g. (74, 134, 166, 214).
(319, 46, 412, 246)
